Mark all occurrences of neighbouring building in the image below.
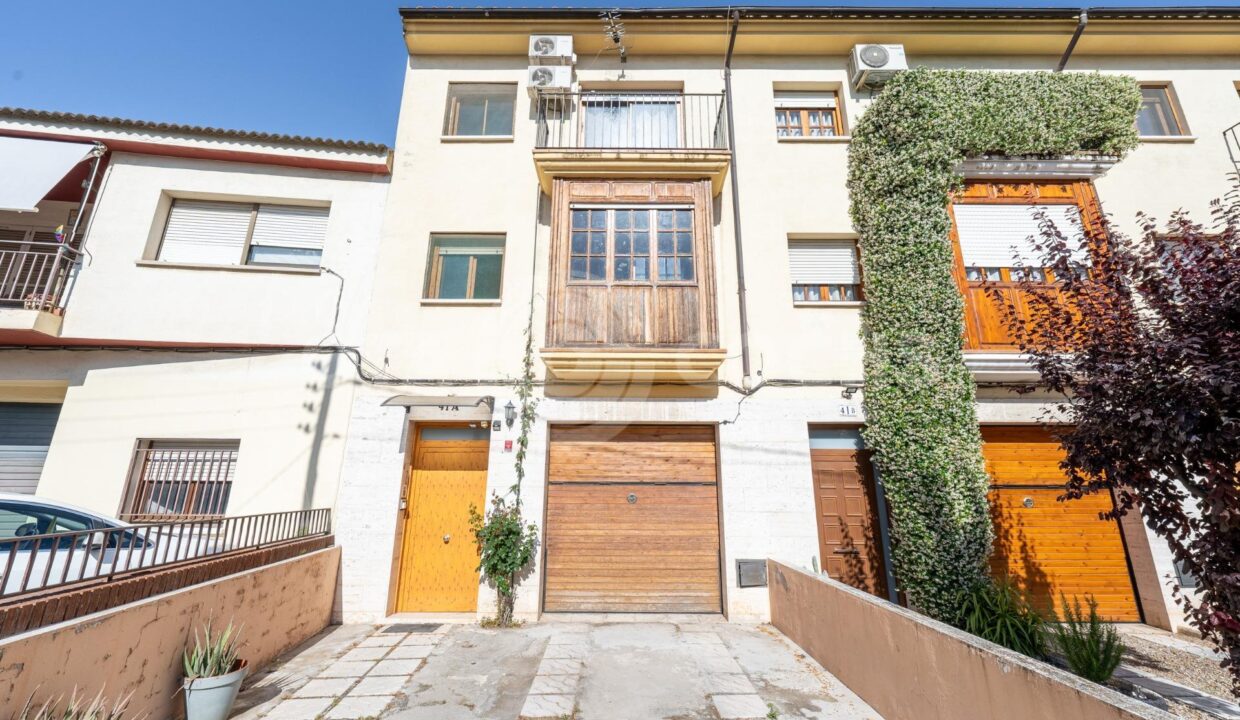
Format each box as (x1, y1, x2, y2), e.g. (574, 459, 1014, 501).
(333, 5, 1238, 629)
(0, 109, 391, 522)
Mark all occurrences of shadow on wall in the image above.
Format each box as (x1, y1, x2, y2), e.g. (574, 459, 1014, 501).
(990, 489, 1055, 617)
(301, 352, 341, 510)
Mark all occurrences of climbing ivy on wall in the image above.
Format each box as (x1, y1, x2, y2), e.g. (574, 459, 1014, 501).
(846, 68, 1141, 619)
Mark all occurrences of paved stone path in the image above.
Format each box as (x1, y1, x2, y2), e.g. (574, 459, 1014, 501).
(234, 620, 881, 720)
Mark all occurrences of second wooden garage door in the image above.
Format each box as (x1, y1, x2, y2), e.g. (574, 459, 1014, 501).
(983, 426, 1141, 621)
(544, 424, 722, 613)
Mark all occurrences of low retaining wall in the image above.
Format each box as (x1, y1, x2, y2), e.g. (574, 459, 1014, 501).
(0, 545, 340, 719)
(1, 535, 334, 637)
(767, 560, 1173, 720)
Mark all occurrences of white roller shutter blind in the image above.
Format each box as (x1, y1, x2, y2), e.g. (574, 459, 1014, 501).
(788, 240, 861, 285)
(158, 200, 251, 265)
(250, 204, 329, 250)
(953, 204, 1088, 267)
(774, 91, 837, 108)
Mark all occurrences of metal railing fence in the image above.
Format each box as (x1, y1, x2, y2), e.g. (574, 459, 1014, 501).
(0, 240, 76, 311)
(535, 92, 729, 151)
(0, 508, 331, 601)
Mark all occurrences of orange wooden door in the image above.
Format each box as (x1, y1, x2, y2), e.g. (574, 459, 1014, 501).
(982, 426, 1141, 622)
(810, 449, 888, 598)
(543, 424, 722, 613)
(394, 427, 490, 612)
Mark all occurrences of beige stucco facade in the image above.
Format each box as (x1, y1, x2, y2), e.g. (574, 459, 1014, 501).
(335, 13, 1238, 626)
(0, 114, 390, 524)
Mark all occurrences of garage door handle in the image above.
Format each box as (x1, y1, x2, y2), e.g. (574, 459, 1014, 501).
(833, 548, 860, 555)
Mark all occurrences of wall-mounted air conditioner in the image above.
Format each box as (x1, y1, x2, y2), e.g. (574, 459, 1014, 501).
(528, 35, 575, 65)
(527, 65, 574, 96)
(848, 44, 908, 90)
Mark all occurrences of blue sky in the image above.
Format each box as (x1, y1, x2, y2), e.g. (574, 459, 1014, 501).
(2, 1, 1235, 145)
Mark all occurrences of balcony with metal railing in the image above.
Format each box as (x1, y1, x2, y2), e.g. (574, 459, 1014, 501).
(0, 239, 76, 336)
(531, 91, 732, 194)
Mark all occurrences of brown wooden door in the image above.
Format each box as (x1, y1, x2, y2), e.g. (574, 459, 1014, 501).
(543, 424, 722, 613)
(394, 426, 490, 613)
(810, 449, 887, 598)
(982, 426, 1141, 622)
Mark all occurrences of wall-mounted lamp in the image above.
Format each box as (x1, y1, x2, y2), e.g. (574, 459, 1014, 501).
(504, 401, 517, 429)
(841, 385, 862, 400)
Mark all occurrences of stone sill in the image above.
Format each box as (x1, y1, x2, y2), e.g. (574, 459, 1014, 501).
(135, 260, 320, 276)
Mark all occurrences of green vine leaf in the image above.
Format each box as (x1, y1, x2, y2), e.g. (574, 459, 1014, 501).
(846, 68, 1140, 619)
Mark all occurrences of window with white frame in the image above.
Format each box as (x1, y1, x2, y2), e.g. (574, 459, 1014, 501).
(788, 239, 863, 303)
(123, 440, 239, 520)
(156, 199, 329, 268)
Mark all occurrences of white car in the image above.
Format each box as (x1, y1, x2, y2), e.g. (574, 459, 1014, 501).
(0, 494, 218, 597)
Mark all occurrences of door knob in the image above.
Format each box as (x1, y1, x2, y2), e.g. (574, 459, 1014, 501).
(443, 534, 451, 544)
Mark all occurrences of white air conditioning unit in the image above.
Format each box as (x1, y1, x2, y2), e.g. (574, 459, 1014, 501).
(528, 35, 575, 65)
(848, 44, 908, 90)
(527, 65, 574, 96)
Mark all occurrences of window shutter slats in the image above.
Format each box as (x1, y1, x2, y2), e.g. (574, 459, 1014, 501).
(249, 205, 329, 250)
(773, 93, 837, 109)
(953, 204, 1088, 267)
(788, 240, 860, 285)
(158, 200, 251, 265)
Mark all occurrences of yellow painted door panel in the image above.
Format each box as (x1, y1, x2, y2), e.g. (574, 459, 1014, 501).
(395, 433, 489, 613)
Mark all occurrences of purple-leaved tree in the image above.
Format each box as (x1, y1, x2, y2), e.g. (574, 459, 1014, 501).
(991, 192, 1240, 695)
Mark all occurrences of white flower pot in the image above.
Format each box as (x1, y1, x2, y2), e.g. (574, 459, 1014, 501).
(183, 660, 248, 720)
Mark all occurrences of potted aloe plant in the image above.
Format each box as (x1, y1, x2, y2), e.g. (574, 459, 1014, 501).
(182, 621, 247, 720)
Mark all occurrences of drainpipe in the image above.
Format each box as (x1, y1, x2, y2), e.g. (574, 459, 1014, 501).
(724, 9, 752, 382)
(1056, 10, 1088, 72)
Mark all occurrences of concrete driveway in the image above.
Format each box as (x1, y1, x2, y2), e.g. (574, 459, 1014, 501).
(234, 620, 882, 720)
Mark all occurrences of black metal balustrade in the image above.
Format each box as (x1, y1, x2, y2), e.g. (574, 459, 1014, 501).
(0, 508, 332, 601)
(535, 92, 729, 151)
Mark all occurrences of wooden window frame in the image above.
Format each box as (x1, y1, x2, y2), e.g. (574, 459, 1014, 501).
(565, 205, 698, 289)
(423, 234, 506, 301)
(546, 179, 719, 350)
(442, 82, 518, 138)
(949, 180, 1106, 352)
(773, 89, 844, 138)
(792, 283, 865, 305)
(1135, 82, 1190, 137)
(156, 199, 327, 269)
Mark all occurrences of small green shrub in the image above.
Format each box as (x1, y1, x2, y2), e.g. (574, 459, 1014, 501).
(183, 621, 242, 679)
(1051, 593, 1125, 683)
(956, 579, 1047, 658)
(16, 690, 136, 720)
(470, 494, 539, 627)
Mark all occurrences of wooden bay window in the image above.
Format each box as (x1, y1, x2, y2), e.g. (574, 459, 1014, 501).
(547, 179, 718, 349)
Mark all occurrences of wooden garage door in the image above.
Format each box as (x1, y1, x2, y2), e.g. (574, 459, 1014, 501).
(544, 424, 721, 613)
(982, 426, 1141, 621)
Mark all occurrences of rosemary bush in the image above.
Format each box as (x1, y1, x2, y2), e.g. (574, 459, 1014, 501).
(1051, 593, 1125, 683)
